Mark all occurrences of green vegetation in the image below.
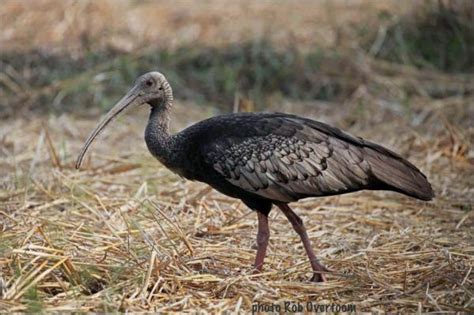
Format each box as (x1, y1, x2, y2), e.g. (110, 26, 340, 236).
(1, 40, 359, 115)
(364, 1, 474, 73)
(2, 2, 472, 117)
(24, 286, 43, 313)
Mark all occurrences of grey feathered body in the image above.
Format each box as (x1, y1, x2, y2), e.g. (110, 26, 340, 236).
(145, 110, 433, 214)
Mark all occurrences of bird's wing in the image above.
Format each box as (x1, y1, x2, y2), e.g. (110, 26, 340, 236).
(201, 113, 374, 202)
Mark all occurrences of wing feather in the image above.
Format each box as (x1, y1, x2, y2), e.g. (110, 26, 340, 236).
(202, 117, 375, 202)
(195, 112, 432, 202)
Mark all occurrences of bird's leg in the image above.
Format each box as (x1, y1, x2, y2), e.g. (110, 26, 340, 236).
(254, 211, 270, 273)
(277, 204, 328, 282)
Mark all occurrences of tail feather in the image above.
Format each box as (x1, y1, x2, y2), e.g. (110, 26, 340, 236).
(364, 145, 434, 201)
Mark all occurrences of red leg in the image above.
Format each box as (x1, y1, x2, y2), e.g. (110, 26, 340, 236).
(277, 204, 328, 282)
(254, 211, 270, 272)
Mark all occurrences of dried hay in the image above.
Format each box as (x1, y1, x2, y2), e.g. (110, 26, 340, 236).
(0, 0, 473, 312)
(0, 0, 412, 53)
(0, 94, 472, 312)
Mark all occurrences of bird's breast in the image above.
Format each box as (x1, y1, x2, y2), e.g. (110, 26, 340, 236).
(155, 155, 198, 181)
(165, 164, 189, 179)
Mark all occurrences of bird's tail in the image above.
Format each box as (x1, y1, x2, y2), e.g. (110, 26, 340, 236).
(364, 146, 434, 201)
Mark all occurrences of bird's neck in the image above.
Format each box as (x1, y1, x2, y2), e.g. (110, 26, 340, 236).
(145, 105, 174, 164)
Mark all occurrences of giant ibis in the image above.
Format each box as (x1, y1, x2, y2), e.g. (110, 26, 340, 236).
(76, 72, 434, 282)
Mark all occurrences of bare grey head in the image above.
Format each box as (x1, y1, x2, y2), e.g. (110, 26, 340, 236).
(75, 71, 173, 169)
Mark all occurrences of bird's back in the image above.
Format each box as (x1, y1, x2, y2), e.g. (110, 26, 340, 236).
(169, 112, 434, 203)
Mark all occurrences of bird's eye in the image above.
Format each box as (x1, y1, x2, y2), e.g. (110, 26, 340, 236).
(158, 86, 163, 91)
(145, 80, 153, 87)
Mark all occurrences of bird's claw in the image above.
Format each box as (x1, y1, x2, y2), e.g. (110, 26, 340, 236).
(252, 268, 262, 275)
(310, 263, 329, 282)
(310, 272, 327, 282)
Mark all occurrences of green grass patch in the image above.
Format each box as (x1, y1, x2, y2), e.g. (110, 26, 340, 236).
(24, 286, 44, 313)
(364, 1, 474, 73)
(1, 40, 360, 116)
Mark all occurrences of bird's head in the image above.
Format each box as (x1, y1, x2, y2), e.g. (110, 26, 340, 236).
(134, 71, 174, 108)
(75, 71, 173, 169)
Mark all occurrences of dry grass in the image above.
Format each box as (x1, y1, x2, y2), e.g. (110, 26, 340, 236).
(1, 94, 473, 312)
(0, 0, 413, 53)
(1, 0, 474, 313)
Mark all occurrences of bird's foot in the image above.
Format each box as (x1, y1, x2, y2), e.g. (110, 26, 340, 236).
(310, 272, 326, 282)
(252, 265, 263, 275)
(309, 262, 329, 282)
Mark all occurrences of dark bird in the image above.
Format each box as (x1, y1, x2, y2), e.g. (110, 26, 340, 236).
(76, 72, 434, 282)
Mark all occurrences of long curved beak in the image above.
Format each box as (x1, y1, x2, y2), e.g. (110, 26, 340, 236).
(75, 86, 141, 169)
